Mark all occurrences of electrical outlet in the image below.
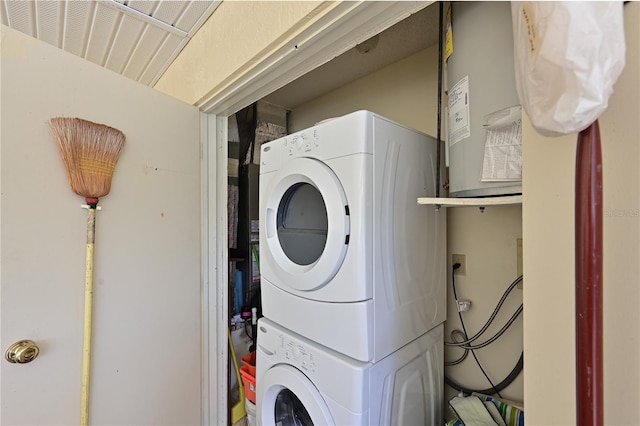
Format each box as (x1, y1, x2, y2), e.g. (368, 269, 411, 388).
(452, 254, 466, 276)
(516, 238, 523, 289)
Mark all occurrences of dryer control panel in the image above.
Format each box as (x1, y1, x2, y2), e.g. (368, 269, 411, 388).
(260, 110, 374, 174)
(282, 129, 320, 157)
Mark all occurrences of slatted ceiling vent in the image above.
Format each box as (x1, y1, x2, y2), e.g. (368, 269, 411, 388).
(1, 0, 220, 86)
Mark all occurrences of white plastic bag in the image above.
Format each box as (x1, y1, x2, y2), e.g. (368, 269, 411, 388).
(511, 1, 626, 137)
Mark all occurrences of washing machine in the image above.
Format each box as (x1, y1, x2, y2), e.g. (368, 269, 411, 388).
(256, 317, 443, 426)
(259, 110, 446, 362)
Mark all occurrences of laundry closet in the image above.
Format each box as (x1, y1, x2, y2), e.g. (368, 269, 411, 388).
(227, 2, 523, 423)
(2, 1, 638, 424)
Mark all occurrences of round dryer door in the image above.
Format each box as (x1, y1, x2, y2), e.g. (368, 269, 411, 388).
(263, 157, 349, 291)
(258, 364, 334, 426)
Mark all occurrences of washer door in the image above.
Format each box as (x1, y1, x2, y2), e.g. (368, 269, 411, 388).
(258, 364, 334, 426)
(263, 157, 349, 291)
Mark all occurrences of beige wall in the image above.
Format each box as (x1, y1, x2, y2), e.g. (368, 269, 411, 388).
(288, 47, 439, 134)
(154, 1, 327, 106)
(523, 3, 640, 425)
(445, 205, 523, 403)
(290, 44, 524, 406)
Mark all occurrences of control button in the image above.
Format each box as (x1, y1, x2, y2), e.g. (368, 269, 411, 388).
(291, 135, 302, 149)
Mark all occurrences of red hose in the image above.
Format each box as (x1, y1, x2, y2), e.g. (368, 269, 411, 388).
(575, 120, 603, 425)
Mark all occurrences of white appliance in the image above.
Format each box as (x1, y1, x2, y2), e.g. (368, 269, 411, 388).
(256, 317, 443, 426)
(259, 110, 446, 362)
(446, 1, 521, 197)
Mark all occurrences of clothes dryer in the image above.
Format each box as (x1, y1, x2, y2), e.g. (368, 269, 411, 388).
(256, 317, 443, 426)
(259, 110, 446, 362)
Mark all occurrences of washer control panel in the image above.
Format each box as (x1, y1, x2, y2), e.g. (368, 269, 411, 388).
(258, 318, 367, 386)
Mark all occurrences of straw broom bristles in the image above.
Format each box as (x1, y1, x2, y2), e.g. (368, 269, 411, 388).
(49, 117, 125, 201)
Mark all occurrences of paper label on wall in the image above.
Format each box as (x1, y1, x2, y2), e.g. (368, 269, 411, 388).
(481, 106, 523, 181)
(448, 75, 471, 146)
(445, 5, 453, 62)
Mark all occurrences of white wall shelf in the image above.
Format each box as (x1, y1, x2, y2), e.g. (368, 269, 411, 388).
(418, 194, 522, 208)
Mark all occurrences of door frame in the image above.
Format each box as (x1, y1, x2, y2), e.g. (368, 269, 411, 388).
(201, 113, 229, 425)
(201, 2, 433, 423)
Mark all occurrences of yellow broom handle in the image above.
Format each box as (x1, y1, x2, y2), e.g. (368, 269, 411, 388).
(81, 207, 96, 426)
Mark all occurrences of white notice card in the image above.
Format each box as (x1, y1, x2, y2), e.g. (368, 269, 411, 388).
(448, 75, 471, 146)
(481, 106, 522, 181)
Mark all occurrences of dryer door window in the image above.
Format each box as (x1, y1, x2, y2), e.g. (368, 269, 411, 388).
(277, 182, 327, 266)
(264, 157, 349, 291)
(258, 364, 334, 426)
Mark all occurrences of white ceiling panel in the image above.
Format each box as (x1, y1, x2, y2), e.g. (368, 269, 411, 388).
(138, 32, 184, 86)
(105, 13, 145, 73)
(175, 0, 215, 34)
(34, 1, 62, 46)
(3, 1, 34, 34)
(152, 0, 188, 29)
(63, 1, 93, 56)
(1, 0, 220, 87)
(85, 2, 120, 65)
(122, 0, 156, 16)
(122, 24, 168, 81)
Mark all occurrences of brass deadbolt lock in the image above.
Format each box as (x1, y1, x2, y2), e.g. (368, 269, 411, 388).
(5, 340, 40, 364)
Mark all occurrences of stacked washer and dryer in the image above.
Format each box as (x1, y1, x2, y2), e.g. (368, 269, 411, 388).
(256, 110, 446, 425)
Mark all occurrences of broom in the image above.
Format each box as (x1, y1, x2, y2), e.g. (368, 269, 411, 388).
(50, 117, 125, 426)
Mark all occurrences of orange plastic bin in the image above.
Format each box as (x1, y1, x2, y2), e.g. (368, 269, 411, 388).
(240, 351, 257, 403)
(240, 364, 256, 404)
(241, 351, 256, 377)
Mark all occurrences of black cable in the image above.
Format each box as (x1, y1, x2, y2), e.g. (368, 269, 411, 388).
(445, 275, 523, 347)
(244, 319, 254, 340)
(451, 262, 503, 398)
(445, 329, 469, 366)
(445, 352, 524, 395)
(453, 305, 522, 350)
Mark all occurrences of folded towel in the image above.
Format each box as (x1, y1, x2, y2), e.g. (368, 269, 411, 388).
(473, 394, 525, 426)
(448, 396, 507, 426)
